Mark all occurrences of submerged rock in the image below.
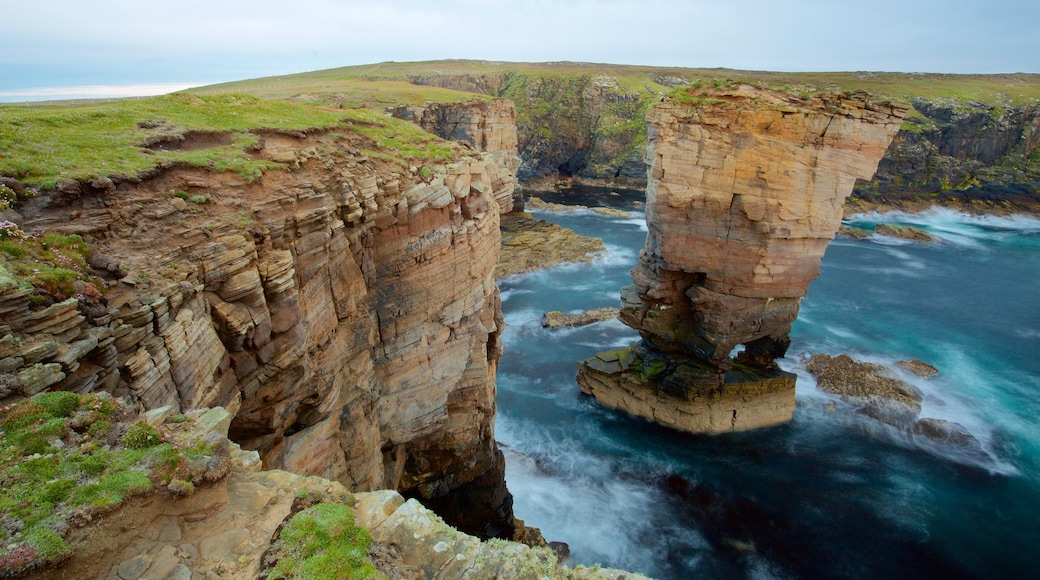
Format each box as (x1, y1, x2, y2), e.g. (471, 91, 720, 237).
(897, 359, 940, 377)
(807, 353, 989, 464)
(542, 307, 619, 329)
(498, 212, 605, 278)
(838, 225, 874, 239)
(875, 223, 935, 242)
(806, 353, 923, 413)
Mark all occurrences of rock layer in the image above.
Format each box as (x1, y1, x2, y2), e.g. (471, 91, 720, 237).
(8, 121, 518, 536)
(579, 83, 906, 434)
(392, 99, 521, 213)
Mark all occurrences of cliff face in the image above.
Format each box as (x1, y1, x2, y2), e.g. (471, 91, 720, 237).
(858, 97, 1040, 206)
(391, 98, 521, 213)
(7, 125, 517, 536)
(577, 84, 906, 434)
(406, 72, 669, 182)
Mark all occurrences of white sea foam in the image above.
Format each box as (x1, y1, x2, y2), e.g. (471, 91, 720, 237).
(782, 349, 1018, 474)
(847, 207, 1040, 248)
(498, 417, 706, 576)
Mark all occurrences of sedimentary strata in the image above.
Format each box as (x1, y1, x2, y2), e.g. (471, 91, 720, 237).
(6, 121, 517, 537)
(392, 98, 521, 213)
(578, 83, 906, 434)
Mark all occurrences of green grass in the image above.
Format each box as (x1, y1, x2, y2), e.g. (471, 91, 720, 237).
(0, 393, 228, 576)
(187, 60, 1040, 108)
(266, 503, 374, 579)
(0, 221, 98, 304)
(0, 93, 466, 190)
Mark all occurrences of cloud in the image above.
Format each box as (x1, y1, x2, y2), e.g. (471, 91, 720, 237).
(2, 0, 1038, 90)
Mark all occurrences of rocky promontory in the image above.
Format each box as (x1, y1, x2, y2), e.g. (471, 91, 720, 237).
(0, 95, 520, 543)
(578, 82, 907, 433)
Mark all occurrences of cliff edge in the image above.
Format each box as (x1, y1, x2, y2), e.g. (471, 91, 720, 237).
(0, 95, 518, 539)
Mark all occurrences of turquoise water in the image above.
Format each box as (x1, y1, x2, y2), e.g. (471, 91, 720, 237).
(496, 197, 1040, 579)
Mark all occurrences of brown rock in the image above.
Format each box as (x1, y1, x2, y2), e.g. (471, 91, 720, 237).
(497, 212, 605, 278)
(579, 83, 906, 434)
(542, 307, 619, 329)
(875, 223, 934, 242)
(807, 353, 923, 411)
(897, 359, 940, 377)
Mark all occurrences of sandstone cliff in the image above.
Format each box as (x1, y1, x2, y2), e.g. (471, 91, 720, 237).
(3, 112, 518, 537)
(406, 71, 673, 183)
(578, 83, 906, 434)
(391, 98, 522, 213)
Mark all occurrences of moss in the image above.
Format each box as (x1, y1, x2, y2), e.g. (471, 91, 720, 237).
(35, 391, 81, 418)
(268, 503, 375, 580)
(0, 222, 97, 304)
(122, 420, 162, 449)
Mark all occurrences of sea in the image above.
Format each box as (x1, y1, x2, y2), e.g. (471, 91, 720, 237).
(495, 188, 1040, 579)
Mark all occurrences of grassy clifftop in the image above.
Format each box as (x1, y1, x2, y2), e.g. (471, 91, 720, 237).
(188, 59, 1040, 106)
(0, 93, 463, 190)
(185, 61, 1040, 195)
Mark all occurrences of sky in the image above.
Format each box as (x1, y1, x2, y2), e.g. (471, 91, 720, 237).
(2, 0, 1038, 100)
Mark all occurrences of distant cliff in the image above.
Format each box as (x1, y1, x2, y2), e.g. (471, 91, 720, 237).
(1, 99, 518, 539)
(404, 68, 1039, 205)
(406, 72, 677, 182)
(856, 97, 1040, 208)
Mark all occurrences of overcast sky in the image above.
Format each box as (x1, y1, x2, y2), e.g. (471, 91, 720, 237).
(2, 0, 1037, 98)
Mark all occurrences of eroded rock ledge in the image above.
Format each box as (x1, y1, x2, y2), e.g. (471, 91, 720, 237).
(8, 124, 518, 538)
(578, 83, 906, 434)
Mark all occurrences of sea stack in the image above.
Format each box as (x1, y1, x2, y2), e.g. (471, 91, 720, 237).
(577, 82, 907, 433)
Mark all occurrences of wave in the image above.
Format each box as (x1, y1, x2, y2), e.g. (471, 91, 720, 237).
(780, 350, 1019, 475)
(846, 207, 1040, 249)
(497, 417, 706, 577)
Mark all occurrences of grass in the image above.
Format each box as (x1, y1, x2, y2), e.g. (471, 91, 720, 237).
(0, 93, 467, 190)
(186, 60, 1040, 107)
(0, 221, 99, 306)
(265, 503, 374, 580)
(0, 392, 229, 576)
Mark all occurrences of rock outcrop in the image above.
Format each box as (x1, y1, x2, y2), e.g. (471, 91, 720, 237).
(392, 99, 521, 213)
(578, 83, 907, 434)
(35, 406, 646, 580)
(542, 308, 620, 329)
(497, 212, 605, 279)
(858, 97, 1040, 209)
(7, 121, 517, 537)
(805, 354, 986, 460)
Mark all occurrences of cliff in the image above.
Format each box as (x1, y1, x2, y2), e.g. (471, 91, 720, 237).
(403, 70, 674, 183)
(391, 98, 522, 213)
(0, 96, 518, 539)
(292, 63, 1040, 206)
(577, 83, 906, 433)
(856, 97, 1040, 210)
